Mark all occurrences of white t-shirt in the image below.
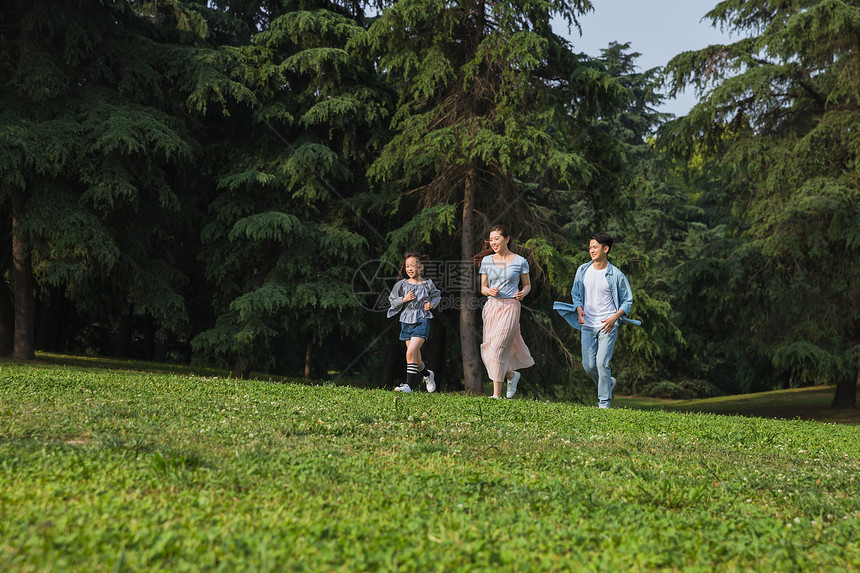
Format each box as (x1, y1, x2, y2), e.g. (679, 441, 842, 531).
(582, 265, 617, 328)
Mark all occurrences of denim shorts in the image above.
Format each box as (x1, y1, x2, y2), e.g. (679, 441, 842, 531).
(399, 318, 431, 341)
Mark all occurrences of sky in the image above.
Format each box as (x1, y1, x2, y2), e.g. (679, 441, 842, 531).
(554, 0, 740, 117)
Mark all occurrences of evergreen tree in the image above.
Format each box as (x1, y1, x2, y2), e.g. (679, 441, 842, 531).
(589, 42, 697, 397)
(0, 0, 220, 359)
(360, 0, 628, 394)
(662, 0, 860, 407)
(191, 1, 386, 377)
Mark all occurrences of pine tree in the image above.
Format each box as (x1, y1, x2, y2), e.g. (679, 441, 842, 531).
(191, 2, 386, 377)
(0, 0, 222, 359)
(662, 0, 860, 407)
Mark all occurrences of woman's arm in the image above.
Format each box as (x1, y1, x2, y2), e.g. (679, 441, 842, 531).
(481, 273, 499, 297)
(515, 273, 531, 301)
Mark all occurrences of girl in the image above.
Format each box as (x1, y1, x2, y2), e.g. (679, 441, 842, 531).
(474, 225, 534, 398)
(387, 252, 441, 393)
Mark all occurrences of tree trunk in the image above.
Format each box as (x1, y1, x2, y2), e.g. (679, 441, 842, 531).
(233, 355, 250, 379)
(144, 316, 156, 360)
(0, 278, 13, 356)
(304, 342, 313, 379)
(460, 167, 484, 394)
(11, 189, 35, 361)
(153, 340, 167, 363)
(0, 224, 13, 356)
(831, 363, 858, 408)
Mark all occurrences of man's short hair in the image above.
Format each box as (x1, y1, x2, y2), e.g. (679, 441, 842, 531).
(590, 232, 614, 252)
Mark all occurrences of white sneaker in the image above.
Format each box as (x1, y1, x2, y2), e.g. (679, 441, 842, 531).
(506, 371, 521, 399)
(598, 404, 609, 409)
(394, 383, 412, 393)
(489, 395, 501, 399)
(423, 370, 436, 393)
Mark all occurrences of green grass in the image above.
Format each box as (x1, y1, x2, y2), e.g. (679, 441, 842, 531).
(1, 359, 858, 571)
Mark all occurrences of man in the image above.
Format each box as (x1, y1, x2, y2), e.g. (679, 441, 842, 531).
(553, 233, 640, 408)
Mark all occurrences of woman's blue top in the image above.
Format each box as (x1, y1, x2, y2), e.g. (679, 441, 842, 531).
(479, 254, 529, 299)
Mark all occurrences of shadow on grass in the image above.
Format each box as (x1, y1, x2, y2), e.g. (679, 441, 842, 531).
(616, 385, 859, 426)
(19, 352, 311, 385)
(1, 352, 387, 393)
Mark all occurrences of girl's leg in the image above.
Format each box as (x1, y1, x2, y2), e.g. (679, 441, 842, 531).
(409, 337, 437, 393)
(403, 337, 426, 390)
(405, 337, 424, 365)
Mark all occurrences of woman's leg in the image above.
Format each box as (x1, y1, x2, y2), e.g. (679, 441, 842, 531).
(481, 299, 534, 399)
(493, 379, 504, 398)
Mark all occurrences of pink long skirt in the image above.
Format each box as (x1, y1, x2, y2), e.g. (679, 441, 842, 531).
(480, 297, 535, 382)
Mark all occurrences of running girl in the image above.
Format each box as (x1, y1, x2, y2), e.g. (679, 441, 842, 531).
(387, 252, 441, 393)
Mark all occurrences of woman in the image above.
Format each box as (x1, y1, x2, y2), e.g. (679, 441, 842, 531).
(474, 224, 535, 398)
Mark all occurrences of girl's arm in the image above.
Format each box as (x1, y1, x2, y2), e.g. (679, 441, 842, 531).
(388, 280, 405, 311)
(426, 279, 442, 309)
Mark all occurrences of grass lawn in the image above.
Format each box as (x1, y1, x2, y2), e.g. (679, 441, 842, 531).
(1, 357, 858, 571)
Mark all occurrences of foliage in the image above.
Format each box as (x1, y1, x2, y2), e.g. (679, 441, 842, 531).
(190, 2, 386, 376)
(362, 0, 626, 219)
(0, 0, 234, 358)
(661, 0, 860, 399)
(3, 0, 857, 407)
(1, 361, 858, 570)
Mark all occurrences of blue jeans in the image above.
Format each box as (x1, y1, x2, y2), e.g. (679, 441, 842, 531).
(581, 325, 617, 408)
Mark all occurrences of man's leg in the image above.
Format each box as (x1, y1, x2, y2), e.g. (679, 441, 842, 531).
(595, 326, 618, 408)
(580, 326, 600, 386)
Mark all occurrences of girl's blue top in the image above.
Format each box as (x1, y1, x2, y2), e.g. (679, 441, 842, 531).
(387, 278, 441, 323)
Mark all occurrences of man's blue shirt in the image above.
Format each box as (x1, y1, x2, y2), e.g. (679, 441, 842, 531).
(553, 260, 641, 330)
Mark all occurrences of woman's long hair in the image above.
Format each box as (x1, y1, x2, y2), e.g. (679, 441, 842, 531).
(472, 224, 513, 266)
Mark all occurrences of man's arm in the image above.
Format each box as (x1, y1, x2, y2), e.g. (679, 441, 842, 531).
(600, 308, 626, 333)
